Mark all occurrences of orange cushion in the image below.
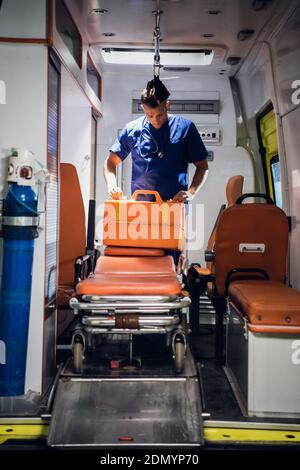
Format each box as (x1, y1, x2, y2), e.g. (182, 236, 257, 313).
(76, 273, 181, 296)
(94, 255, 175, 275)
(104, 246, 165, 257)
(228, 280, 300, 326)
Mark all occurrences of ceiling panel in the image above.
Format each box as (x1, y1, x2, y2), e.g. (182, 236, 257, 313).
(66, 0, 286, 75)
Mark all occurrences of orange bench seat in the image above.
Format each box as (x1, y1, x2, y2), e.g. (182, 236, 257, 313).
(228, 280, 300, 333)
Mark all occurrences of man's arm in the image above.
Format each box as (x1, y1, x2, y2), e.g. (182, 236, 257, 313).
(103, 152, 123, 199)
(173, 159, 208, 202)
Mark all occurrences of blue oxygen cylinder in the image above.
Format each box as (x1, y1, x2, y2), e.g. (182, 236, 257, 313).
(0, 182, 38, 396)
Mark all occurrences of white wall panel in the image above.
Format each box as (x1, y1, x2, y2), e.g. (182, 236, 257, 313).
(0, 44, 48, 393)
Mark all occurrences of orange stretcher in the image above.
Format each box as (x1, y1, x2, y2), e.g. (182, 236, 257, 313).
(70, 191, 190, 373)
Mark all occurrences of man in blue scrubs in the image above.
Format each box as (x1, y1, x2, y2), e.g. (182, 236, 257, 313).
(104, 77, 208, 202)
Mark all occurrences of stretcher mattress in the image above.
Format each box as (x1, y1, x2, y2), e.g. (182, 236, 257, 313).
(77, 255, 182, 296)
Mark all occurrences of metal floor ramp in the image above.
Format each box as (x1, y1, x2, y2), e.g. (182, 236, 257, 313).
(48, 357, 203, 448)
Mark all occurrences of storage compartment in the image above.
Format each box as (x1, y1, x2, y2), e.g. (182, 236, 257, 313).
(226, 305, 300, 418)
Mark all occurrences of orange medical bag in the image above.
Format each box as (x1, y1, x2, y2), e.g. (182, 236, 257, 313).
(103, 190, 185, 251)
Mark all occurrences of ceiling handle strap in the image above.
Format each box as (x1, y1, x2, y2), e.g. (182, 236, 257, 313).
(152, 4, 163, 77)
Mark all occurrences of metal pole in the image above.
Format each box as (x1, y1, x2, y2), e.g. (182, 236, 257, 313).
(152, 3, 163, 77)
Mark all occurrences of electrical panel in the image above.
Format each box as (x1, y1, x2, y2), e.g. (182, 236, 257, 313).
(196, 126, 222, 145)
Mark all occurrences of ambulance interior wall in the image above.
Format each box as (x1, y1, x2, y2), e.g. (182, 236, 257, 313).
(60, 66, 92, 229)
(0, 43, 48, 394)
(96, 70, 255, 265)
(236, 3, 300, 291)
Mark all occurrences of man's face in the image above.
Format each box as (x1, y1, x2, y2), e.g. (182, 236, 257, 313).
(142, 102, 169, 129)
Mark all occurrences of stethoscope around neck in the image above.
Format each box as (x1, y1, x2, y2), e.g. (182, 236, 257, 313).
(139, 116, 165, 160)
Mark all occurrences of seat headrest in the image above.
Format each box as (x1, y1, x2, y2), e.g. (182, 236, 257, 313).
(226, 175, 244, 206)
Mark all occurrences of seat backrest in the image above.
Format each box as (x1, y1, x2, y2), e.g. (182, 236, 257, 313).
(214, 198, 289, 295)
(58, 163, 86, 287)
(226, 175, 244, 207)
(206, 175, 244, 270)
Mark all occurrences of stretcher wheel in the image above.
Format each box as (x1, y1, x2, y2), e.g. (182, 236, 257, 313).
(73, 341, 84, 372)
(174, 341, 185, 374)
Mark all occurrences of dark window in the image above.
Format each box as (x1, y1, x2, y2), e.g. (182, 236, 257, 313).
(56, 0, 82, 68)
(87, 53, 102, 100)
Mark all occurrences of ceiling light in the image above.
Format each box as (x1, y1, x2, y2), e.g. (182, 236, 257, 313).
(92, 8, 108, 13)
(226, 56, 241, 65)
(237, 29, 255, 41)
(101, 48, 214, 66)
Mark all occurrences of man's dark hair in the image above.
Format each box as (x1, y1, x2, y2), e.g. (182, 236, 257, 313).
(141, 76, 170, 108)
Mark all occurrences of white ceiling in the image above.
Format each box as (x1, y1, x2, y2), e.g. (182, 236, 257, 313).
(66, 0, 287, 76)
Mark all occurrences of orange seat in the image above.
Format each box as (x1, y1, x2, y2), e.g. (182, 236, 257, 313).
(229, 280, 300, 333)
(58, 163, 86, 306)
(214, 203, 288, 295)
(190, 175, 244, 280)
(94, 255, 175, 275)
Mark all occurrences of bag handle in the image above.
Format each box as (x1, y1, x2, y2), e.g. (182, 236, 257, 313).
(131, 190, 163, 203)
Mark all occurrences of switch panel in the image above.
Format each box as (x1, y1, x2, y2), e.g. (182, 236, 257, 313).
(196, 126, 222, 145)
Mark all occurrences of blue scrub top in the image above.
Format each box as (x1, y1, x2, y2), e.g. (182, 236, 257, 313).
(110, 114, 208, 201)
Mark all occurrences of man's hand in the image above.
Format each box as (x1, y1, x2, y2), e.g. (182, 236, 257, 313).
(172, 190, 194, 202)
(108, 186, 123, 200)
(104, 153, 123, 199)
